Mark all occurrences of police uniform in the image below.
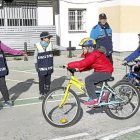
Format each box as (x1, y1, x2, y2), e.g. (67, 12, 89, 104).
(90, 13, 113, 64)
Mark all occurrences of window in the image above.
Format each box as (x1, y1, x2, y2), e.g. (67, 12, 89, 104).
(0, 2, 37, 26)
(68, 9, 86, 32)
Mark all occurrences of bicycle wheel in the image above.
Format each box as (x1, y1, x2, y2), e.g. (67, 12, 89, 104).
(106, 82, 140, 119)
(42, 87, 81, 128)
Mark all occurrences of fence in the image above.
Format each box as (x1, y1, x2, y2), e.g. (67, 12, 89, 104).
(0, 25, 56, 51)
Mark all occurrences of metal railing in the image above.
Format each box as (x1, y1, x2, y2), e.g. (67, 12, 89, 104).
(0, 25, 56, 50)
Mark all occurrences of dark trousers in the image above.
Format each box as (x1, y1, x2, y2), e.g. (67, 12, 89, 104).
(85, 72, 112, 99)
(38, 73, 51, 95)
(0, 76, 9, 102)
(106, 54, 113, 65)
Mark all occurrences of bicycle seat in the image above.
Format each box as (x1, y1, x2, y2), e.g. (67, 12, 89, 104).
(95, 77, 114, 85)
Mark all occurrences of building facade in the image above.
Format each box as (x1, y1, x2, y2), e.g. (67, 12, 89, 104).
(0, 0, 139, 52)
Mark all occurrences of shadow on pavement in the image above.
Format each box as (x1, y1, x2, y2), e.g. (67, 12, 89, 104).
(0, 78, 38, 102)
(0, 76, 66, 102)
(79, 98, 114, 119)
(50, 76, 67, 90)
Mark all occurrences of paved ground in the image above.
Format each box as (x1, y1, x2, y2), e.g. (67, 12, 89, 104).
(0, 55, 140, 140)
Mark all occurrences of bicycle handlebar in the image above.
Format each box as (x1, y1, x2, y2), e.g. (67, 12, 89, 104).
(122, 60, 140, 67)
(59, 66, 76, 75)
(133, 59, 140, 63)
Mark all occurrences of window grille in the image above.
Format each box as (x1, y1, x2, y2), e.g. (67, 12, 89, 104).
(0, 1, 37, 26)
(68, 9, 86, 32)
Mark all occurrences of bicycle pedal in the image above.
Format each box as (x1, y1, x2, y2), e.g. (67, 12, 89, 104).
(87, 106, 92, 108)
(87, 104, 101, 108)
(93, 105, 101, 108)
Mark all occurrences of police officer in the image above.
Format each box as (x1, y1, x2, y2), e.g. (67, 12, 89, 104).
(0, 42, 28, 106)
(34, 31, 75, 100)
(90, 13, 113, 64)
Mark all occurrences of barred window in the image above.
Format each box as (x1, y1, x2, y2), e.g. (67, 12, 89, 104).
(68, 9, 86, 32)
(0, 2, 37, 26)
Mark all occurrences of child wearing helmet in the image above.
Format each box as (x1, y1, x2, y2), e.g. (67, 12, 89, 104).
(64, 38, 114, 106)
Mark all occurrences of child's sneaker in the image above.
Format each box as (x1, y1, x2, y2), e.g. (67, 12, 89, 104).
(103, 92, 107, 101)
(39, 94, 44, 100)
(5, 100, 13, 106)
(84, 99, 98, 106)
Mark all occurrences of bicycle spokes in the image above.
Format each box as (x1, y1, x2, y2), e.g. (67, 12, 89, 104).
(107, 83, 139, 119)
(42, 87, 80, 127)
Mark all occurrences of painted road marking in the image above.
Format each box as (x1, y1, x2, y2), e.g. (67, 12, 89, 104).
(0, 92, 85, 108)
(6, 78, 39, 83)
(49, 133, 89, 140)
(9, 70, 83, 78)
(2, 102, 42, 109)
(24, 69, 36, 72)
(24, 68, 67, 72)
(101, 125, 140, 140)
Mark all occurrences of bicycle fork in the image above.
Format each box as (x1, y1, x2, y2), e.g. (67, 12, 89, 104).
(59, 84, 71, 108)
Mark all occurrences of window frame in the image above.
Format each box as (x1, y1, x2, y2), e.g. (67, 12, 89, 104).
(68, 8, 86, 32)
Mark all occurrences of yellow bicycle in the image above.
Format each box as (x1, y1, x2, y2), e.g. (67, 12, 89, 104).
(42, 67, 140, 128)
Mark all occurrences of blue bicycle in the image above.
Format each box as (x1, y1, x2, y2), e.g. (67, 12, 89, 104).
(118, 60, 140, 88)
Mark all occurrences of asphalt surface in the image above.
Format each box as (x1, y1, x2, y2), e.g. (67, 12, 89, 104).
(0, 56, 140, 140)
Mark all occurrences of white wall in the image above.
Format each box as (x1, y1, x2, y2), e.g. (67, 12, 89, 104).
(38, 7, 53, 25)
(99, 0, 140, 52)
(59, 1, 99, 49)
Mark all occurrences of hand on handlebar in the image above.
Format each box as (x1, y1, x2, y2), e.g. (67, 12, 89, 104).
(122, 60, 127, 66)
(75, 68, 79, 72)
(63, 65, 68, 69)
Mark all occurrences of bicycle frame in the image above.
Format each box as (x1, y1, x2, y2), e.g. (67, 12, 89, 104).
(59, 75, 126, 108)
(126, 69, 140, 86)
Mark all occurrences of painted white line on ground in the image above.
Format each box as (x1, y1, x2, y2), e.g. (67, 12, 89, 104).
(6, 77, 82, 84)
(9, 70, 83, 79)
(24, 69, 36, 72)
(1, 91, 82, 102)
(49, 133, 89, 140)
(9, 70, 63, 78)
(10, 69, 36, 74)
(24, 68, 66, 72)
(101, 125, 140, 140)
(6, 79, 39, 83)
(0, 102, 42, 109)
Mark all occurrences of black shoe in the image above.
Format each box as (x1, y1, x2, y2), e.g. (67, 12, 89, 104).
(48, 95, 53, 99)
(109, 77, 115, 81)
(39, 94, 44, 100)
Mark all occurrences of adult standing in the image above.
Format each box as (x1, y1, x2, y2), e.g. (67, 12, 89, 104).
(0, 42, 28, 106)
(90, 13, 113, 64)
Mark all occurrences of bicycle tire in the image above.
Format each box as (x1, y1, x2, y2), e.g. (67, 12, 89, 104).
(42, 86, 81, 128)
(106, 82, 140, 120)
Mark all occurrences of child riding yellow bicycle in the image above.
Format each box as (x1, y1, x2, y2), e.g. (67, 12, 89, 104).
(64, 38, 114, 106)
